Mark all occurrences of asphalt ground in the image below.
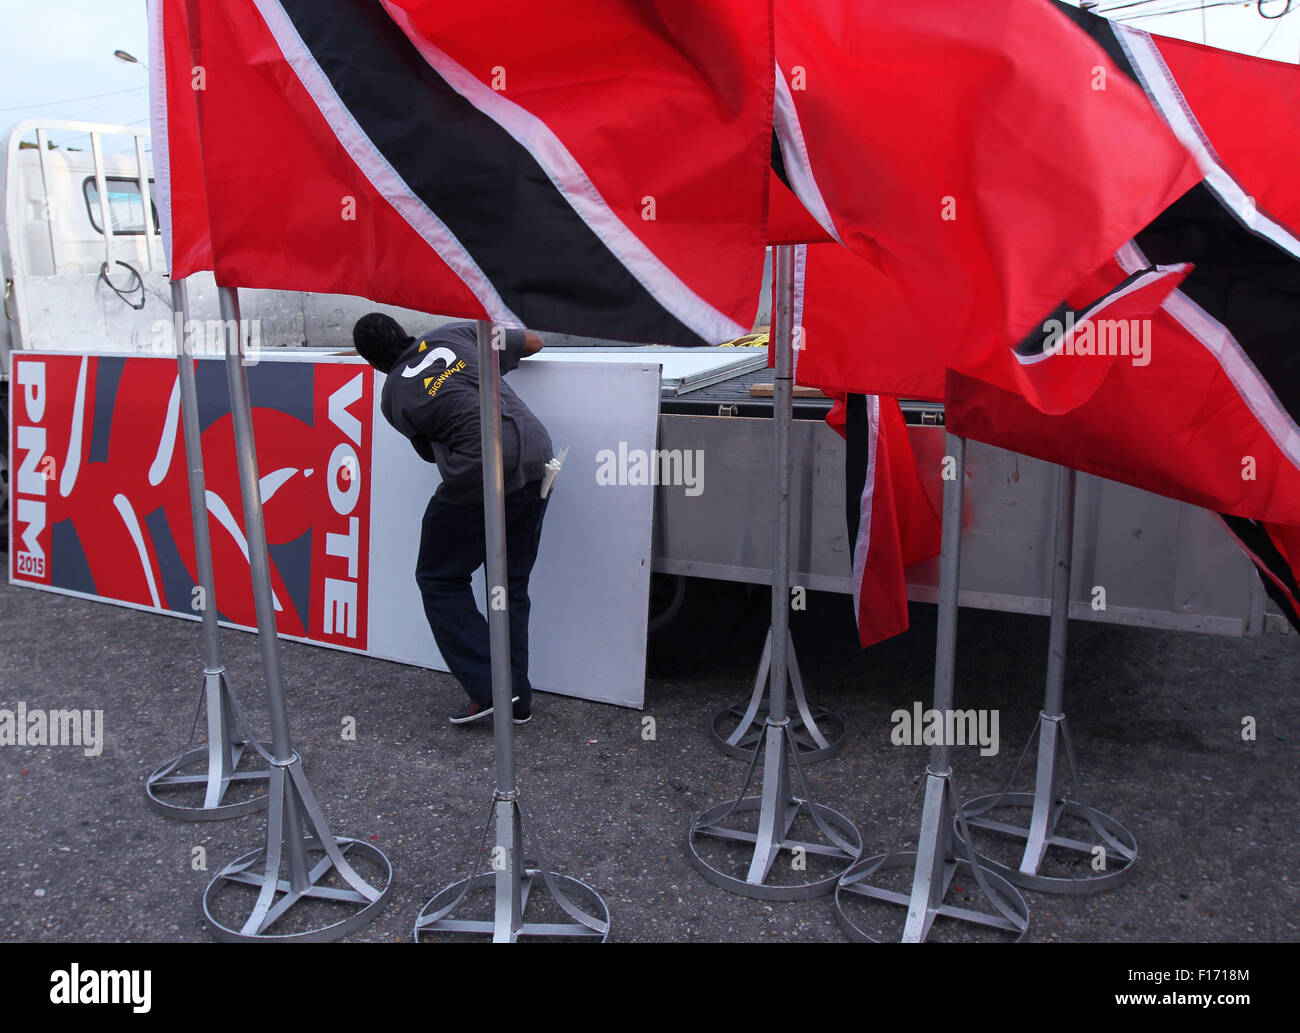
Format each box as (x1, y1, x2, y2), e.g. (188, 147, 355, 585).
(1, 576, 1296, 944)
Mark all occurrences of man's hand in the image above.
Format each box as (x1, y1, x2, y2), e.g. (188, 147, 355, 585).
(524, 331, 544, 356)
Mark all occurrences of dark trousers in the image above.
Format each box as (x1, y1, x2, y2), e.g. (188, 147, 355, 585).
(414, 479, 548, 710)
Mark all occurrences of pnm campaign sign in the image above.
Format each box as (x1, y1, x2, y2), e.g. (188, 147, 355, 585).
(9, 352, 658, 707)
(9, 352, 371, 650)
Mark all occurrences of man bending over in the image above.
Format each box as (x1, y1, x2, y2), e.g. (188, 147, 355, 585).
(353, 314, 551, 726)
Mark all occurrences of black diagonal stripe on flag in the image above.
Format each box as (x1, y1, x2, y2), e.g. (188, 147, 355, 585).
(843, 393, 869, 567)
(1135, 184, 1300, 426)
(1052, 1, 1132, 76)
(771, 131, 792, 192)
(274, 0, 710, 345)
(1014, 264, 1161, 358)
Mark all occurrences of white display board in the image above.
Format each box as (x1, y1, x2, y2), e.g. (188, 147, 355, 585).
(368, 359, 661, 708)
(530, 348, 762, 391)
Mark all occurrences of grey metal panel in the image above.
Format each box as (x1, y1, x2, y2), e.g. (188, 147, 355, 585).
(654, 414, 1259, 637)
(653, 414, 851, 591)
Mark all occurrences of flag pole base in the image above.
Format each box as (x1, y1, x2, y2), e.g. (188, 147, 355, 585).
(689, 717, 862, 900)
(202, 754, 392, 942)
(955, 712, 1138, 894)
(415, 870, 609, 942)
(414, 795, 609, 943)
(710, 628, 846, 763)
(145, 668, 273, 821)
(835, 767, 1029, 942)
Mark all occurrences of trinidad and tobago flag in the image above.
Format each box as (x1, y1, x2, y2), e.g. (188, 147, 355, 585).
(148, 0, 773, 345)
(151, 0, 1296, 637)
(769, 0, 1202, 397)
(832, 392, 941, 649)
(770, 1, 1298, 636)
(152, 0, 1200, 355)
(946, 5, 1300, 630)
(764, 0, 1201, 649)
(766, 246, 941, 649)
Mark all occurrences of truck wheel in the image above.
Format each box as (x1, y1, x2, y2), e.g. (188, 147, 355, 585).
(646, 573, 750, 678)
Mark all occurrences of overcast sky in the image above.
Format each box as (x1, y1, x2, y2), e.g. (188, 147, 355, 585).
(0, 0, 1295, 146)
(0, 0, 149, 146)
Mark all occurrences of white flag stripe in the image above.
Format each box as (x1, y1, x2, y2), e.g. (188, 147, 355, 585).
(773, 64, 840, 245)
(1012, 264, 1184, 367)
(147, 0, 174, 268)
(851, 396, 881, 626)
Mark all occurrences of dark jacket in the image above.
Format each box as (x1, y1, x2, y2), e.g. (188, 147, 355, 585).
(380, 321, 553, 505)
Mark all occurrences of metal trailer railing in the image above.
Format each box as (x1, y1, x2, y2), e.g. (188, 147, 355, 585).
(2, 119, 159, 365)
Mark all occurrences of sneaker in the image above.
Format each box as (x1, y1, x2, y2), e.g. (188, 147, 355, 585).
(448, 696, 520, 726)
(512, 705, 532, 725)
(448, 702, 493, 725)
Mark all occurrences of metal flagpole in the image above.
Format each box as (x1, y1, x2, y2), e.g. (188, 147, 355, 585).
(479, 318, 523, 940)
(688, 245, 861, 899)
(958, 464, 1137, 892)
(835, 433, 1029, 940)
(201, 286, 392, 941)
(145, 278, 272, 819)
(710, 248, 845, 765)
(414, 320, 609, 942)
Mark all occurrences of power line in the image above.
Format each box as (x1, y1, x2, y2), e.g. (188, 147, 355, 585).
(1112, 0, 1294, 17)
(0, 86, 146, 115)
(1258, 0, 1294, 18)
(1097, 1, 1171, 14)
(1120, 1, 1274, 20)
(34, 93, 146, 122)
(1100, 0, 1256, 15)
(1255, 9, 1289, 50)
(72, 96, 151, 123)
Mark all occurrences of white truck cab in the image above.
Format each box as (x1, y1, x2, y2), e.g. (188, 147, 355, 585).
(2, 120, 163, 366)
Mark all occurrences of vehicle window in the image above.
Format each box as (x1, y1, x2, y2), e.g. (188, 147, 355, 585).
(83, 176, 161, 235)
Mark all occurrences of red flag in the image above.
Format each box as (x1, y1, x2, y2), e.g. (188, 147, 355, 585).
(772, 0, 1200, 395)
(827, 394, 940, 648)
(150, 0, 772, 345)
(790, 242, 1188, 413)
(767, 171, 833, 246)
(1006, 261, 1190, 416)
(790, 243, 945, 402)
